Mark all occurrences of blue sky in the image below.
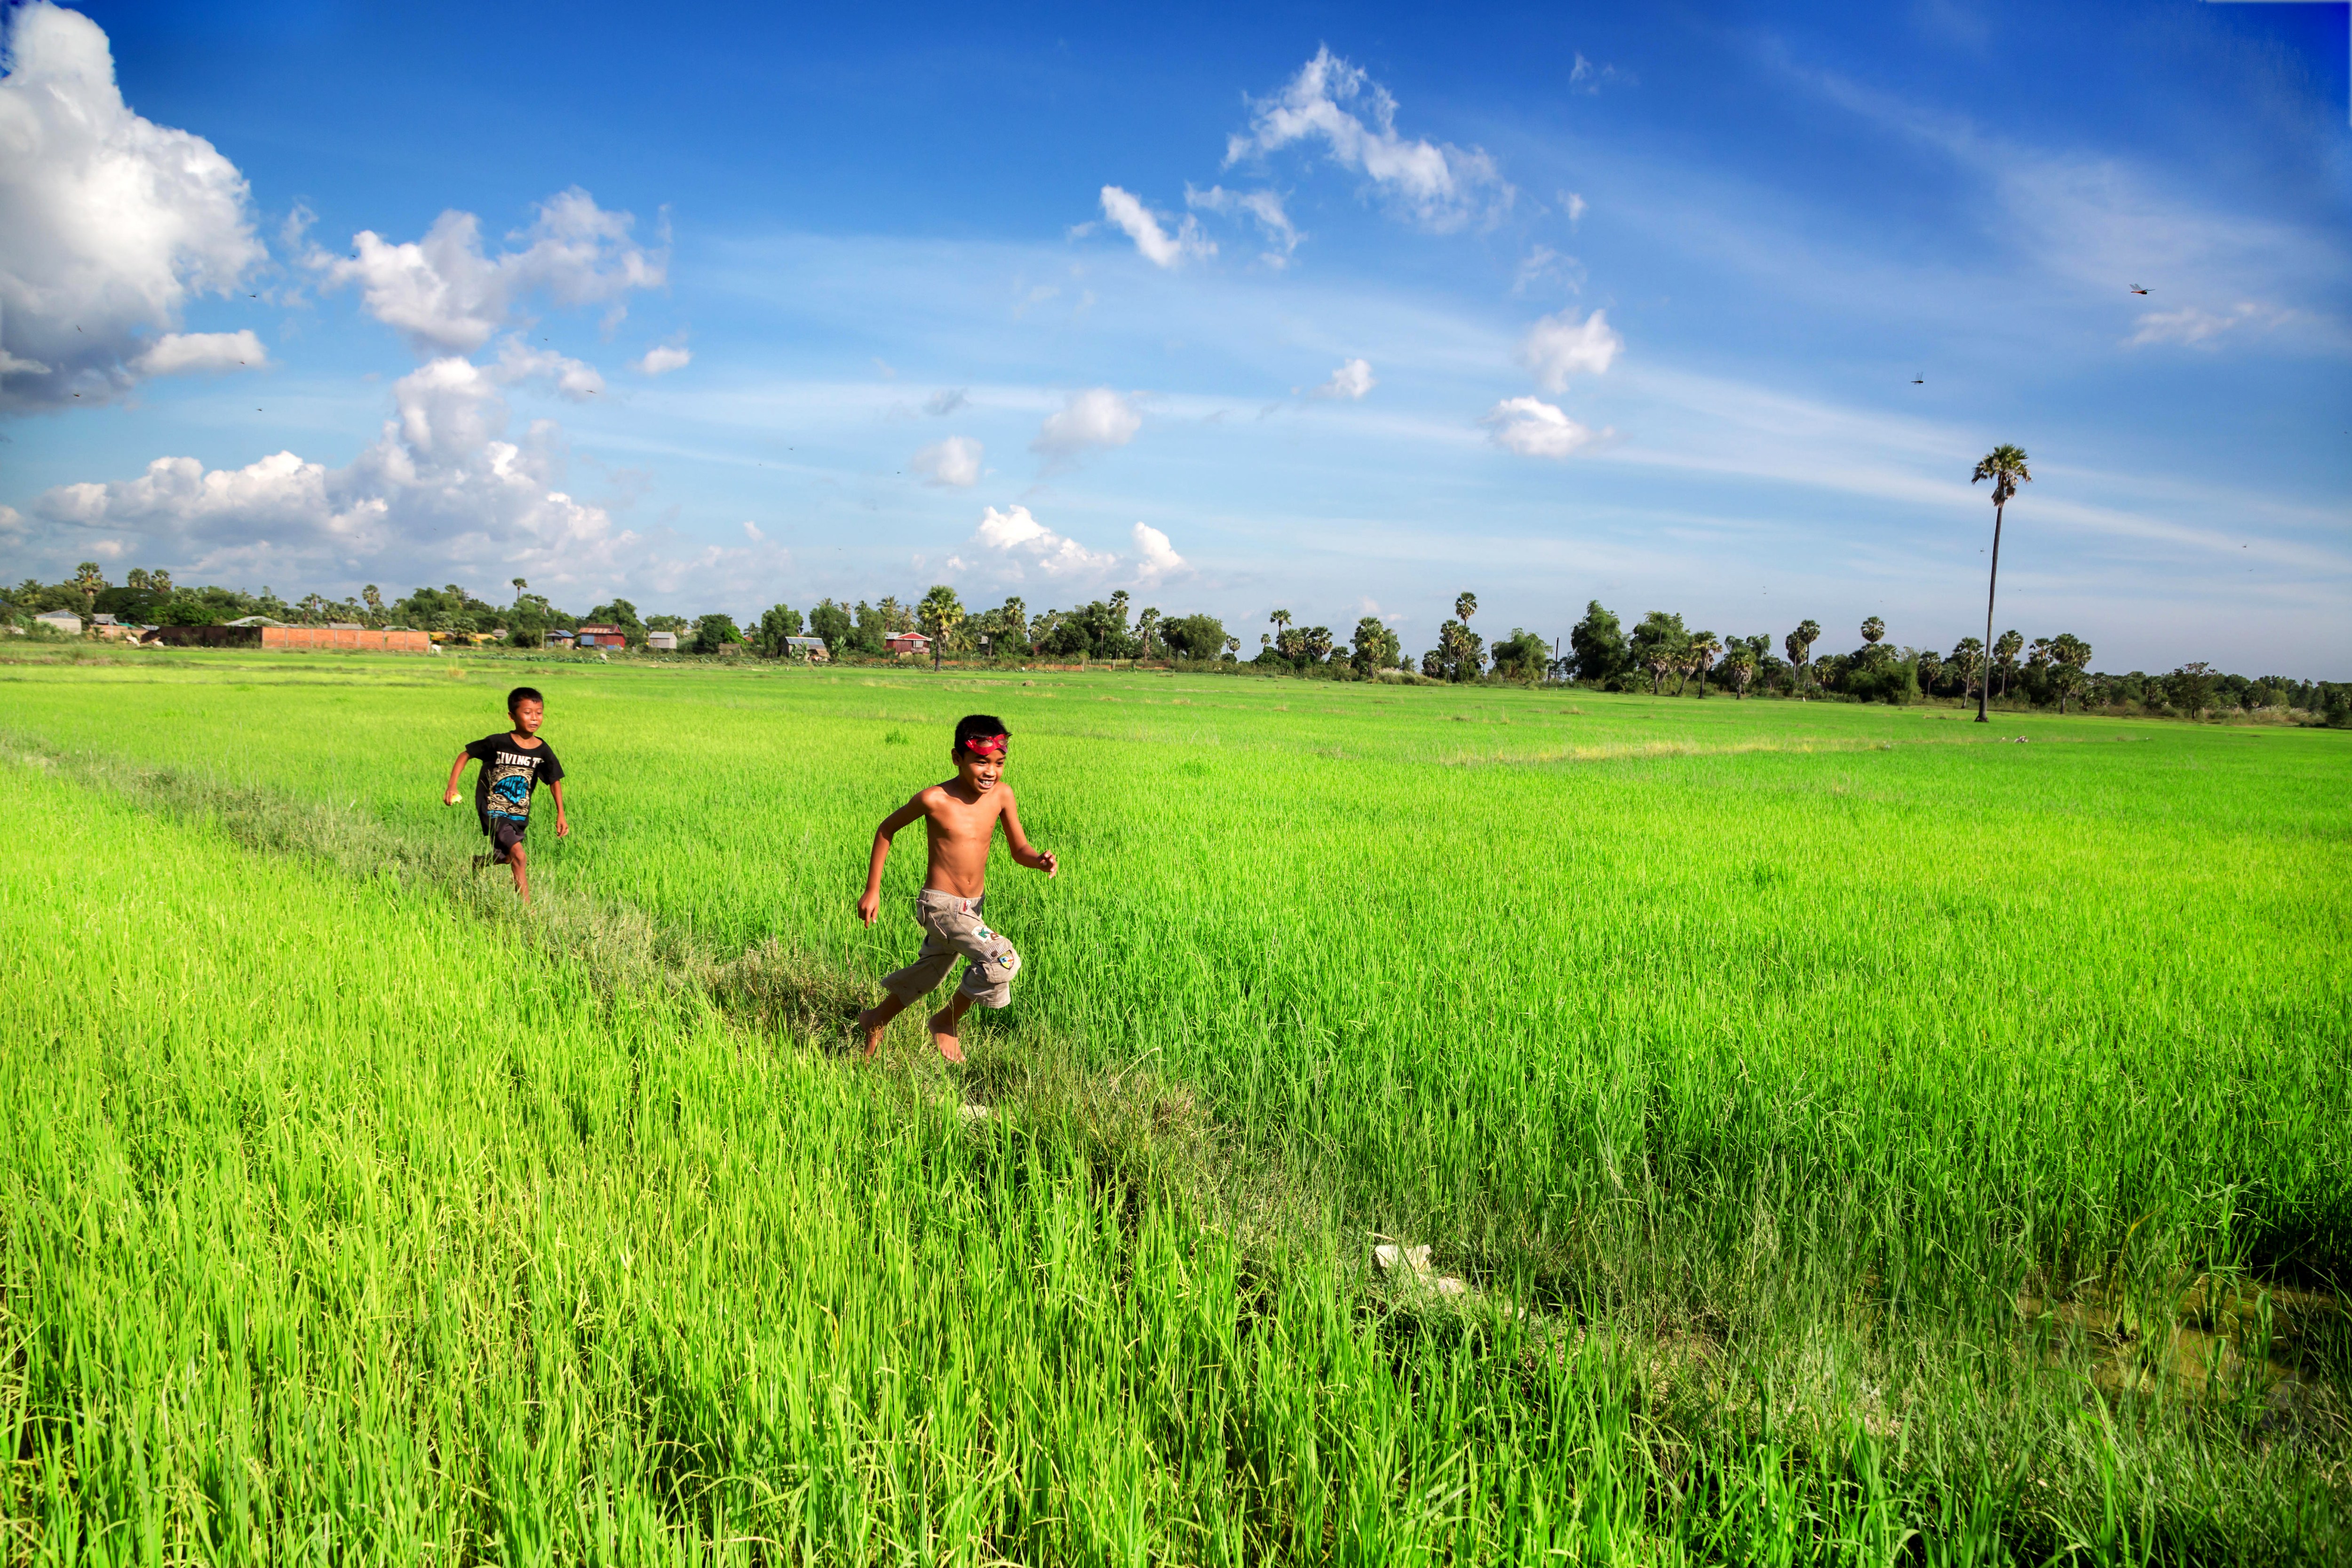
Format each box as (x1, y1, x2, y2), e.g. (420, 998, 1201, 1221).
(3, 0, 2346, 671)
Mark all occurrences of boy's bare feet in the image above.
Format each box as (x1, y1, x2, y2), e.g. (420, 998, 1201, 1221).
(858, 1006, 891, 1056)
(927, 1008, 967, 1063)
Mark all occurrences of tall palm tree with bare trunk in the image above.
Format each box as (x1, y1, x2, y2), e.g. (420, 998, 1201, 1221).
(1971, 445, 2031, 724)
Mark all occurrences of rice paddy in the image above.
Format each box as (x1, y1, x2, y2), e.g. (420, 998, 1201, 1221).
(2, 651, 2346, 1563)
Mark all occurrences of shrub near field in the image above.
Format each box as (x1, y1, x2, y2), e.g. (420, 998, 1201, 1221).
(2, 654, 2348, 1562)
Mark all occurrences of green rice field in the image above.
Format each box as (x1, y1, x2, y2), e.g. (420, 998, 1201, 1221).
(2, 650, 2346, 1564)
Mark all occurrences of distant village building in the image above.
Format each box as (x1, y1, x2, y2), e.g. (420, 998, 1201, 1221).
(34, 610, 83, 635)
(647, 631, 679, 652)
(884, 630, 931, 657)
(544, 629, 576, 648)
(784, 636, 829, 662)
(574, 623, 627, 648)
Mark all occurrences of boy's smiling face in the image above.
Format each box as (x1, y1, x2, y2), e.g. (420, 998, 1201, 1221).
(954, 745, 1004, 792)
(510, 698, 544, 737)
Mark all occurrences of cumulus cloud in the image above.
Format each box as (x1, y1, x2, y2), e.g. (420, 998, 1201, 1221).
(2126, 302, 2290, 349)
(1563, 191, 1589, 226)
(129, 330, 270, 377)
(1098, 186, 1214, 268)
(1130, 521, 1186, 584)
(1032, 387, 1142, 461)
(1185, 183, 1299, 263)
(912, 435, 984, 487)
(632, 343, 691, 375)
(1312, 358, 1376, 399)
(1483, 397, 1597, 458)
(1224, 47, 1510, 232)
(0, 1, 266, 412)
(491, 337, 604, 400)
(311, 187, 666, 355)
(1517, 308, 1622, 390)
(27, 354, 637, 588)
(946, 505, 1188, 588)
(923, 388, 969, 416)
(954, 504, 1117, 578)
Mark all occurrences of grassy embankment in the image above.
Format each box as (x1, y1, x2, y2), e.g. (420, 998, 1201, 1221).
(2, 650, 2345, 1562)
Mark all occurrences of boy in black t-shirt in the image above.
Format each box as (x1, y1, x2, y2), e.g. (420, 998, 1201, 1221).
(442, 685, 569, 903)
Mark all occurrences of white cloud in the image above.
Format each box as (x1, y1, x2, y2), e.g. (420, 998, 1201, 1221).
(946, 505, 1187, 589)
(1032, 387, 1142, 461)
(311, 187, 666, 355)
(1097, 186, 1215, 268)
(923, 388, 969, 415)
(1517, 308, 1622, 390)
(632, 343, 691, 375)
(1483, 396, 1597, 458)
(1511, 245, 1582, 296)
(29, 355, 632, 587)
(491, 337, 604, 400)
(1130, 521, 1186, 584)
(912, 435, 984, 487)
(0, 2, 266, 412)
(1312, 358, 1376, 399)
(1564, 191, 1588, 226)
(1224, 48, 1510, 232)
(958, 503, 1118, 578)
(2126, 302, 2291, 349)
(743, 520, 764, 542)
(1570, 54, 1627, 94)
(129, 330, 270, 377)
(1185, 183, 1299, 263)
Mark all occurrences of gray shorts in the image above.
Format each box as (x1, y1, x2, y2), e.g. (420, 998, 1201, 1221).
(882, 890, 1022, 1009)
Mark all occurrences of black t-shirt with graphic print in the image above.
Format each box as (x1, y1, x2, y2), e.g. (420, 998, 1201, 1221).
(466, 733, 564, 833)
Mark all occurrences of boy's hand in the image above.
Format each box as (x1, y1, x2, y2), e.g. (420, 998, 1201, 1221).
(857, 889, 881, 926)
(443, 789, 461, 806)
(556, 815, 570, 838)
(1034, 849, 1058, 879)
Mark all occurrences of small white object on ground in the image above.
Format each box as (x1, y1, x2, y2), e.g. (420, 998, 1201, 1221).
(1374, 1239, 1470, 1298)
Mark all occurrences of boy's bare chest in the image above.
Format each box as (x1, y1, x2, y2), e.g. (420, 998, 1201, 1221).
(927, 799, 1001, 845)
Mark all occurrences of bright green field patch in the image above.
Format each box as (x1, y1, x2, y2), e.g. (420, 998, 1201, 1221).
(3, 652, 2348, 1561)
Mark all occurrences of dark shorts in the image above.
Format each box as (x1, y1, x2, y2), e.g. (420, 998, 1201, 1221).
(483, 815, 528, 862)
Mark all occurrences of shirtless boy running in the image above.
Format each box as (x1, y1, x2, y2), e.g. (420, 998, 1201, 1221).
(856, 714, 1057, 1062)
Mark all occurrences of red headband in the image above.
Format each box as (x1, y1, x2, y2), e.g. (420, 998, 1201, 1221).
(962, 733, 1008, 759)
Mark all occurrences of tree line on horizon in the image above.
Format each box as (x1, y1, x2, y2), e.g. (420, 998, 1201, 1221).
(6, 565, 2346, 725)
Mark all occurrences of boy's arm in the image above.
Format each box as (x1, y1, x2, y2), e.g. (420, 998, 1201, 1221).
(548, 778, 569, 836)
(857, 796, 930, 925)
(442, 750, 472, 806)
(997, 786, 1057, 878)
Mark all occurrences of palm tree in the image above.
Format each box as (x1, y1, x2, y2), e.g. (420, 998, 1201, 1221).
(1917, 647, 1943, 696)
(1691, 631, 1721, 697)
(1949, 637, 1985, 703)
(1860, 616, 1885, 645)
(916, 584, 963, 669)
(1270, 608, 1292, 640)
(1724, 647, 1757, 698)
(1454, 591, 1477, 624)
(1992, 630, 2023, 700)
(1136, 606, 1161, 659)
(2050, 632, 2092, 714)
(72, 562, 105, 621)
(1784, 620, 1820, 700)
(511, 577, 527, 601)
(150, 569, 173, 596)
(1971, 444, 2032, 723)
(362, 584, 385, 626)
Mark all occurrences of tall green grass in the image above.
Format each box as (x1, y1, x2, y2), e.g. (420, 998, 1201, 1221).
(2, 652, 2346, 1560)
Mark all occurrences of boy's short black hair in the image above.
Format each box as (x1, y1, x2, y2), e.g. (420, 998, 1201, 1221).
(508, 686, 544, 715)
(954, 713, 1008, 754)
